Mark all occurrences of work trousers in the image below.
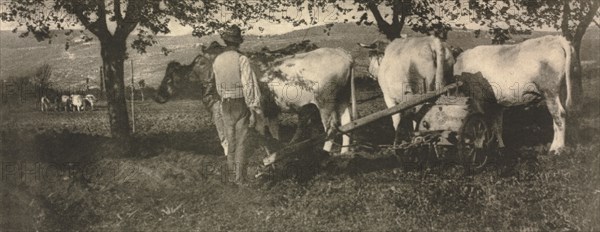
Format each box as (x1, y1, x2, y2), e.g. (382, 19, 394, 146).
(220, 98, 251, 183)
(210, 101, 228, 156)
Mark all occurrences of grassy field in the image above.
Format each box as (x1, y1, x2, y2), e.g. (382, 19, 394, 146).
(1, 25, 599, 231)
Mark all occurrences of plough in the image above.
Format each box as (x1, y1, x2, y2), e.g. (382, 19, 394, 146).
(262, 80, 497, 173)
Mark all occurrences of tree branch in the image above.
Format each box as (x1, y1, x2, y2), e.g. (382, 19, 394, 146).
(72, 1, 110, 39)
(367, 2, 390, 30)
(560, 0, 572, 40)
(115, 0, 141, 40)
(391, 0, 400, 25)
(574, 0, 600, 42)
(114, 0, 123, 22)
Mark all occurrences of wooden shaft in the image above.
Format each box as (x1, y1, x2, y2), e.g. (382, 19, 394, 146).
(338, 82, 462, 133)
(350, 67, 357, 120)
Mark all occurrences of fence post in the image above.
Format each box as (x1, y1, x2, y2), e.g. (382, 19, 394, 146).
(1, 80, 4, 104)
(100, 65, 105, 98)
(131, 59, 135, 133)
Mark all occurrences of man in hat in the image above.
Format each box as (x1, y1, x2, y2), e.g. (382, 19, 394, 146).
(212, 25, 262, 184)
(199, 41, 228, 156)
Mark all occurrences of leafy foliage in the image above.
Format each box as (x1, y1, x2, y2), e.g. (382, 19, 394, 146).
(289, 0, 465, 40)
(0, 0, 289, 53)
(466, 0, 600, 46)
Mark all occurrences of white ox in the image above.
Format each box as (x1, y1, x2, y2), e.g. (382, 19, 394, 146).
(359, 36, 456, 143)
(84, 94, 97, 111)
(453, 35, 578, 154)
(70, 94, 84, 112)
(40, 96, 52, 112)
(60, 95, 71, 112)
(255, 47, 354, 154)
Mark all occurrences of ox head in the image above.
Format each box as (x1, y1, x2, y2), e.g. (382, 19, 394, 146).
(358, 41, 387, 80)
(449, 45, 464, 59)
(155, 54, 211, 104)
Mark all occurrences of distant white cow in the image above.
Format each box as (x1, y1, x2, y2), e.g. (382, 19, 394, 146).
(40, 96, 52, 112)
(454, 35, 578, 154)
(60, 95, 71, 112)
(70, 94, 84, 112)
(84, 94, 96, 111)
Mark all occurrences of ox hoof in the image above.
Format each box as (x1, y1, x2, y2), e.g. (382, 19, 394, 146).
(323, 141, 334, 153)
(548, 145, 566, 156)
(548, 148, 564, 156)
(263, 153, 277, 166)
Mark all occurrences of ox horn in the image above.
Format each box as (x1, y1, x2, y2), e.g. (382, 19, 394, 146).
(190, 53, 205, 66)
(357, 42, 378, 49)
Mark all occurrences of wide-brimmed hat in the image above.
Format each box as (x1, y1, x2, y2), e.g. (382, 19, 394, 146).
(220, 25, 243, 44)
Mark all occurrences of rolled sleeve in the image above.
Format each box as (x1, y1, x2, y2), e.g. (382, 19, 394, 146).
(239, 55, 261, 110)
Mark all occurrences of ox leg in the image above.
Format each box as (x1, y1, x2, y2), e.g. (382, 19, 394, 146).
(290, 105, 315, 143)
(493, 109, 506, 149)
(546, 95, 567, 154)
(384, 97, 402, 146)
(318, 105, 338, 153)
(384, 97, 400, 131)
(339, 106, 352, 154)
(395, 111, 414, 145)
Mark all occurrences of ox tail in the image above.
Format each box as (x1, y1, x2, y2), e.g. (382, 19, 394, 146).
(433, 37, 445, 91)
(559, 37, 575, 111)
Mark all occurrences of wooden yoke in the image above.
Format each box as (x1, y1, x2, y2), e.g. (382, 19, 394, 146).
(338, 82, 463, 133)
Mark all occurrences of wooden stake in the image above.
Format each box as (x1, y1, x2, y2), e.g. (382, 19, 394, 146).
(131, 60, 135, 133)
(100, 66, 104, 98)
(350, 67, 357, 120)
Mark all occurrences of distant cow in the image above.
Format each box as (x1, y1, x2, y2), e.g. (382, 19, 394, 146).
(454, 35, 578, 154)
(359, 36, 456, 144)
(60, 95, 72, 112)
(84, 94, 97, 111)
(71, 94, 84, 112)
(40, 96, 52, 112)
(254, 47, 355, 154)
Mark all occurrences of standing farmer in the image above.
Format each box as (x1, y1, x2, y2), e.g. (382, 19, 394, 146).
(212, 25, 262, 184)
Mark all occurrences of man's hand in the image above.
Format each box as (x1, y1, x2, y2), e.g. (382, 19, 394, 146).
(249, 108, 262, 128)
(249, 111, 256, 128)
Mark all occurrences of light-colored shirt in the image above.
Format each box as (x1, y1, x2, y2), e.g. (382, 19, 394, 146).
(212, 50, 261, 110)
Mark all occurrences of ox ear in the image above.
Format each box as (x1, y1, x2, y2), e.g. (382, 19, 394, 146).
(358, 42, 378, 49)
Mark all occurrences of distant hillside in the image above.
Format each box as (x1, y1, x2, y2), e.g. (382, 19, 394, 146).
(1, 23, 598, 90)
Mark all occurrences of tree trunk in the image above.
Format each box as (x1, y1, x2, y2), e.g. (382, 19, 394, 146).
(381, 25, 403, 41)
(368, 3, 405, 41)
(100, 38, 131, 140)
